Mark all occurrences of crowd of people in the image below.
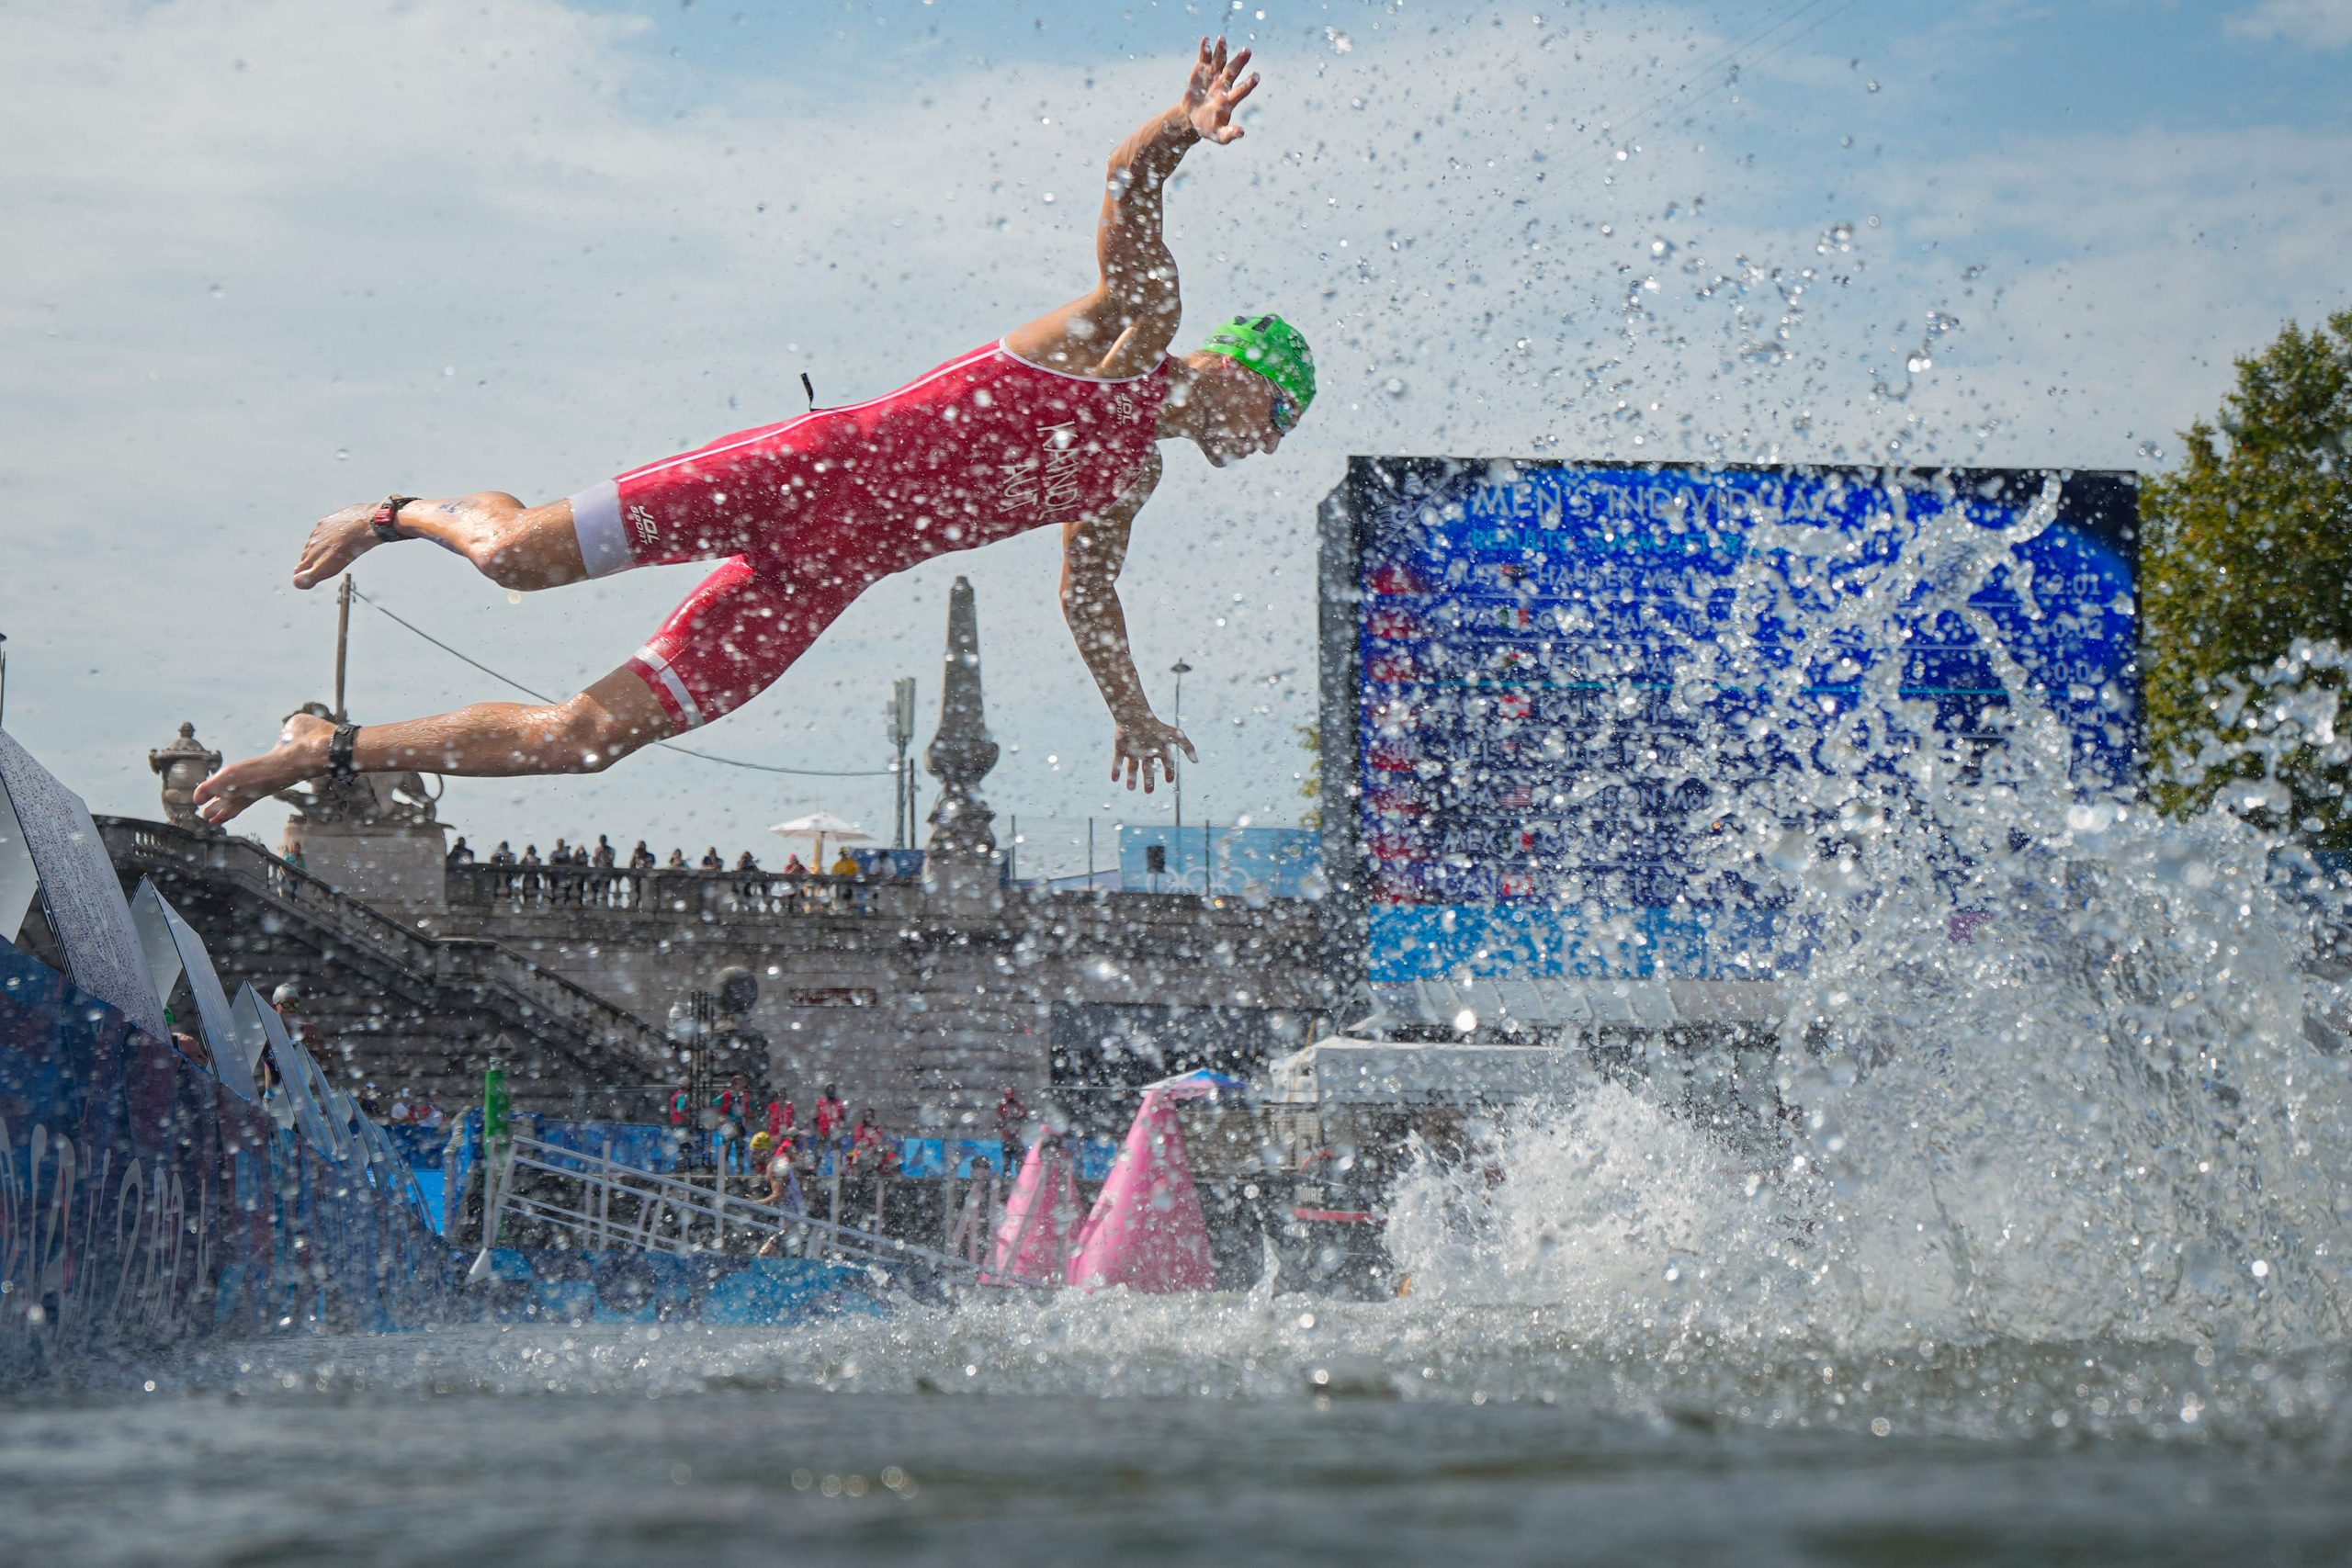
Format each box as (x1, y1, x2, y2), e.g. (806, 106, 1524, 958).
(675, 1076, 1032, 1212)
(444, 836, 877, 880)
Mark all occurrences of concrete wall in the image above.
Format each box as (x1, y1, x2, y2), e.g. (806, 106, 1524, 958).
(419, 867, 1333, 1131)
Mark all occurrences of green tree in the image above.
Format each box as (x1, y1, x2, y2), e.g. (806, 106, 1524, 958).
(2143, 310, 2352, 849)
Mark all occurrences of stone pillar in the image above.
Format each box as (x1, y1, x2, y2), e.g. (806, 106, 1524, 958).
(148, 722, 221, 830)
(269, 704, 451, 912)
(922, 576, 1002, 917)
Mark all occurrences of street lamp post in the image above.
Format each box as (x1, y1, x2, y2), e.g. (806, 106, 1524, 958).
(1170, 659, 1192, 835)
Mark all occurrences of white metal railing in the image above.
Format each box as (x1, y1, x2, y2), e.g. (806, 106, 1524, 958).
(475, 1134, 1020, 1288)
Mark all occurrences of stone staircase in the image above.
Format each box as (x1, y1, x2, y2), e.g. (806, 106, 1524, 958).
(98, 817, 675, 1115)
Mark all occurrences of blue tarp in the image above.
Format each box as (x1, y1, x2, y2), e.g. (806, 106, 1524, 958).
(408, 1115, 1116, 1187)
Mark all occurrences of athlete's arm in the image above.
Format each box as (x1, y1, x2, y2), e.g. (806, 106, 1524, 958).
(1003, 38, 1259, 379)
(1060, 448, 1195, 793)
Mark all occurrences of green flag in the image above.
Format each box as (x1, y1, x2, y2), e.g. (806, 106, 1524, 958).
(484, 1060, 511, 1147)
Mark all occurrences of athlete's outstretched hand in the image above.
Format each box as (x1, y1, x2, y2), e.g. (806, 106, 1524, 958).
(1182, 36, 1258, 144)
(1113, 713, 1197, 794)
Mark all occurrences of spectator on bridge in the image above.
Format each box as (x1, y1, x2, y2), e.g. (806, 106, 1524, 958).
(588, 834, 617, 906)
(734, 850, 761, 874)
(521, 843, 541, 863)
(666, 847, 688, 869)
(549, 837, 572, 865)
(767, 1092, 796, 1146)
(629, 840, 657, 871)
(699, 846, 725, 872)
(490, 840, 516, 865)
(447, 836, 475, 865)
(783, 852, 807, 874)
(284, 844, 307, 874)
(829, 848, 861, 907)
(815, 1084, 847, 1146)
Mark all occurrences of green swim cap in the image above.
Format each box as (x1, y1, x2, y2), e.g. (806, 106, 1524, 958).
(1201, 314, 1317, 420)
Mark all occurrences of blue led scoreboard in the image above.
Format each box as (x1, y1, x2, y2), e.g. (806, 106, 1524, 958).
(1316, 459, 2139, 986)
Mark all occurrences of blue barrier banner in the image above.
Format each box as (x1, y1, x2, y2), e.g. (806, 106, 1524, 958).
(2, 936, 448, 1384)
(1333, 459, 2140, 984)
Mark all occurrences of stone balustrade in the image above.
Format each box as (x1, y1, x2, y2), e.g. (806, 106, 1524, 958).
(446, 862, 929, 919)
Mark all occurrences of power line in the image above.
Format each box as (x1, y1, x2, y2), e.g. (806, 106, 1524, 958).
(348, 586, 895, 779)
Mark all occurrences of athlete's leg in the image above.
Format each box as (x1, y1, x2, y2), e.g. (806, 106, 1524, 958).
(197, 555, 865, 824)
(293, 407, 813, 592)
(293, 493, 588, 592)
(192, 666, 675, 825)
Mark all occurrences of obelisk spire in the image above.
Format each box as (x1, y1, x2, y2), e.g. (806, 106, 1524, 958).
(922, 577, 1002, 914)
(924, 576, 999, 857)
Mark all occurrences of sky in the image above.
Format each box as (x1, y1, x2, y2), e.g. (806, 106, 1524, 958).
(3, 0, 2347, 876)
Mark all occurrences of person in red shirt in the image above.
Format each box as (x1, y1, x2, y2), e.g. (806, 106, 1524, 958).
(848, 1110, 887, 1171)
(814, 1085, 847, 1146)
(194, 40, 1310, 827)
(994, 1085, 1028, 1146)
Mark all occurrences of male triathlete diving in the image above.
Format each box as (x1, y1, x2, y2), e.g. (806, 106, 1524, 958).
(196, 39, 1314, 826)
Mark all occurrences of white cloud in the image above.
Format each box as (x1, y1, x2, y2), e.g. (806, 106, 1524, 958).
(3, 1, 2346, 869)
(2227, 0, 2352, 49)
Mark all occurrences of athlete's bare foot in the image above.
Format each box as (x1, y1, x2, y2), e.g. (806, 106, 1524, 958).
(194, 713, 334, 827)
(292, 502, 395, 590)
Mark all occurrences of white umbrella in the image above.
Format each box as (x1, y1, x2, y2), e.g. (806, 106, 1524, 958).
(768, 810, 874, 871)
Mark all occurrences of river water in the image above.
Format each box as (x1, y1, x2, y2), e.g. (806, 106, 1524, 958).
(5, 1303, 2350, 1566)
(16, 458, 2352, 1565)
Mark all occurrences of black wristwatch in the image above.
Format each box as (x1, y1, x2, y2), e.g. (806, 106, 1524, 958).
(371, 495, 419, 543)
(328, 722, 362, 783)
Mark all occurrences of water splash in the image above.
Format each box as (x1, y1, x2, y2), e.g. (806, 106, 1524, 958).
(1386, 479, 2352, 1355)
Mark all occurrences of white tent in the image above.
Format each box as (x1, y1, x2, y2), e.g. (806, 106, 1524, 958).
(768, 810, 873, 870)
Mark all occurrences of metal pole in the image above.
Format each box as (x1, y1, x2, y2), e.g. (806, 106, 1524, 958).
(1087, 818, 1094, 886)
(891, 675, 917, 850)
(598, 1138, 612, 1247)
(333, 575, 354, 721)
(0, 630, 9, 727)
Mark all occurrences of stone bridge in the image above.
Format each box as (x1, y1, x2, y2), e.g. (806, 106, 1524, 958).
(111, 575, 1339, 1131)
(423, 860, 1333, 1131)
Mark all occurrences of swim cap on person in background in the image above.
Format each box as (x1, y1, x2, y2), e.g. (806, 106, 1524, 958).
(1201, 314, 1316, 427)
